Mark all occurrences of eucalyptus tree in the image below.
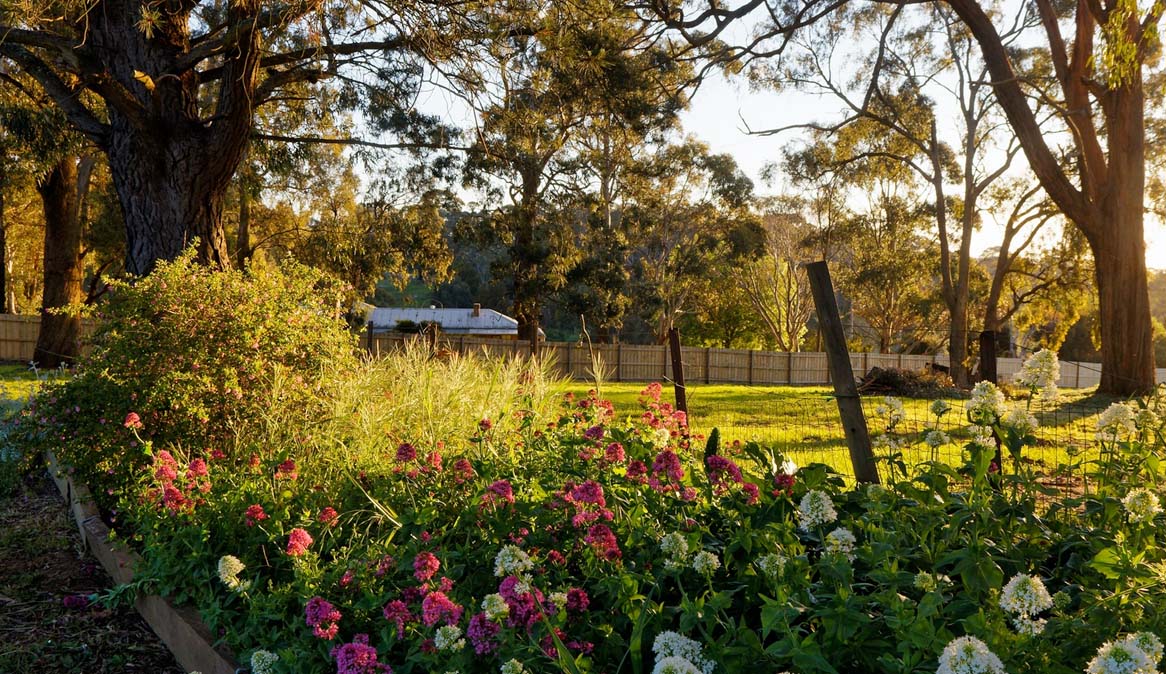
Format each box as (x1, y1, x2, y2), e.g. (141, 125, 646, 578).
(459, 0, 689, 341)
(735, 197, 815, 351)
(0, 0, 480, 275)
(645, 0, 1163, 394)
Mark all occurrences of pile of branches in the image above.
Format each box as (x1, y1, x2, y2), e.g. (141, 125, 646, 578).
(857, 366, 965, 399)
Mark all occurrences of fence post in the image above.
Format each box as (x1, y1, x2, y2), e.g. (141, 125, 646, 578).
(979, 331, 997, 384)
(787, 351, 794, 385)
(616, 342, 623, 382)
(806, 261, 879, 484)
(365, 322, 373, 354)
(668, 328, 688, 419)
(747, 350, 754, 385)
(705, 347, 712, 384)
(565, 342, 573, 379)
(1075, 361, 1081, 388)
(662, 344, 668, 380)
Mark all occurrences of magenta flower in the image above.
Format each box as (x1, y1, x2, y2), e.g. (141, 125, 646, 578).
(584, 425, 605, 441)
(382, 600, 413, 638)
(603, 442, 626, 464)
(566, 588, 590, 613)
(453, 459, 475, 483)
(306, 596, 342, 640)
(706, 455, 743, 487)
(481, 479, 515, 509)
(331, 633, 391, 674)
(584, 524, 621, 561)
(413, 551, 440, 582)
(153, 451, 179, 483)
(420, 591, 463, 627)
(625, 460, 648, 483)
(652, 450, 684, 482)
(395, 443, 417, 463)
(468, 612, 501, 654)
(185, 458, 209, 479)
(287, 528, 313, 557)
(274, 459, 298, 481)
(569, 480, 605, 506)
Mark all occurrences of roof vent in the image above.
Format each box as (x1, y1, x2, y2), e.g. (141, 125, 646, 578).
(472, 303, 481, 317)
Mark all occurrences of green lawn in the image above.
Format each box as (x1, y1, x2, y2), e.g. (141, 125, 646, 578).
(0, 363, 62, 404)
(568, 382, 1120, 478)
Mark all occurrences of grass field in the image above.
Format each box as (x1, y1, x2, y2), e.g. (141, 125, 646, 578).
(567, 382, 1120, 478)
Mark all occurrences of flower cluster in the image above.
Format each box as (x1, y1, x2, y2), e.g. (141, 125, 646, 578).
(797, 490, 837, 530)
(824, 527, 856, 561)
(1015, 349, 1060, 402)
(660, 533, 690, 569)
(691, 550, 720, 576)
(652, 631, 716, 674)
(306, 597, 342, 640)
(875, 396, 905, 427)
(1097, 402, 1138, 442)
(1122, 488, 1163, 524)
(755, 552, 786, 579)
(250, 650, 279, 674)
(937, 636, 1006, 674)
(966, 382, 1006, 425)
(494, 545, 534, 577)
(434, 625, 465, 651)
(148, 450, 211, 514)
(1000, 408, 1038, 436)
(999, 573, 1053, 635)
(331, 633, 392, 674)
(217, 555, 248, 592)
(287, 528, 313, 557)
(1085, 632, 1164, 674)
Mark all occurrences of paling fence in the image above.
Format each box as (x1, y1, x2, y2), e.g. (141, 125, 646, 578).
(364, 332, 1166, 389)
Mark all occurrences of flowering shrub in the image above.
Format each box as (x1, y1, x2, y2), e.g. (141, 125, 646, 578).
(16, 268, 1166, 674)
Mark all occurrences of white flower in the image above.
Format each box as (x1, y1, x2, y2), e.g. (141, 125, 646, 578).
(966, 382, 1006, 424)
(500, 660, 525, 674)
(653, 632, 715, 674)
(756, 552, 786, 578)
(1012, 615, 1047, 636)
(217, 555, 248, 591)
(660, 533, 690, 566)
(434, 625, 465, 651)
(482, 593, 510, 621)
(968, 425, 996, 450)
(931, 399, 953, 417)
(937, 636, 1006, 674)
(874, 434, 901, 451)
(925, 430, 951, 449)
(494, 545, 534, 577)
(1122, 489, 1163, 524)
(779, 459, 798, 475)
(999, 573, 1053, 617)
(1097, 403, 1138, 442)
(1124, 632, 1164, 664)
(650, 426, 672, 449)
(250, 650, 279, 674)
(824, 527, 856, 561)
(1000, 408, 1038, 436)
(1136, 408, 1161, 432)
(1086, 639, 1157, 674)
(692, 551, 721, 576)
(1016, 349, 1060, 401)
(652, 657, 705, 674)
(875, 396, 905, 426)
(798, 490, 838, 530)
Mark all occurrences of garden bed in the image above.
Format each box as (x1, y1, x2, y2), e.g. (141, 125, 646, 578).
(44, 449, 238, 674)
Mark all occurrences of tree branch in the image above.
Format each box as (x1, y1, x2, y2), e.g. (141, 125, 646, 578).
(0, 43, 108, 145)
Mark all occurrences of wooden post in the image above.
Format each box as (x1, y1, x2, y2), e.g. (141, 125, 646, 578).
(662, 343, 669, 379)
(806, 261, 879, 483)
(668, 328, 688, 418)
(616, 342, 623, 382)
(365, 322, 373, 354)
(565, 342, 573, 378)
(705, 347, 712, 384)
(787, 351, 794, 385)
(979, 331, 997, 384)
(747, 349, 754, 385)
(1074, 361, 1081, 388)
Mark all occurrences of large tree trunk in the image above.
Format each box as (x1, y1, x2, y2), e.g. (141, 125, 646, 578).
(512, 176, 542, 343)
(34, 156, 94, 368)
(0, 176, 8, 314)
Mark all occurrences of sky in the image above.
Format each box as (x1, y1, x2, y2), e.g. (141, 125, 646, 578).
(678, 71, 1166, 271)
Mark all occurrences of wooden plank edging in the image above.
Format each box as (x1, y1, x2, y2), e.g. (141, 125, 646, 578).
(43, 449, 239, 674)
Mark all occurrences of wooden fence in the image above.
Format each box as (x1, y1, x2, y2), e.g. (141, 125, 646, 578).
(3, 314, 1161, 388)
(365, 332, 1166, 389)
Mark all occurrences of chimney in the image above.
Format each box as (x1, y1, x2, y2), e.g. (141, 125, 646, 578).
(472, 303, 481, 317)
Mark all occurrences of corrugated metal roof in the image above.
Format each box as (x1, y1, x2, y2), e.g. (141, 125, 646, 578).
(368, 307, 520, 335)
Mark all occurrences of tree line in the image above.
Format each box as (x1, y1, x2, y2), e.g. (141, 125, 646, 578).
(1, 0, 1163, 393)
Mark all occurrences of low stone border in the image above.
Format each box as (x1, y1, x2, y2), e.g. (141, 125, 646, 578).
(45, 449, 239, 674)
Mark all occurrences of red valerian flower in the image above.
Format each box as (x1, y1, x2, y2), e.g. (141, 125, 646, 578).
(395, 443, 417, 463)
(244, 504, 268, 527)
(274, 459, 298, 481)
(420, 591, 463, 627)
(331, 633, 392, 674)
(287, 528, 313, 556)
(305, 596, 342, 640)
(382, 600, 413, 639)
(318, 507, 340, 526)
(584, 524, 621, 560)
(124, 412, 143, 429)
(413, 551, 440, 582)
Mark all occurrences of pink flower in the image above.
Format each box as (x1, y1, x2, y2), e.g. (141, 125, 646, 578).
(640, 383, 663, 402)
(626, 460, 648, 483)
(287, 528, 313, 557)
(584, 524, 621, 560)
(652, 450, 684, 482)
(479, 418, 493, 432)
(566, 588, 589, 613)
(124, 412, 143, 429)
(244, 504, 268, 527)
(569, 480, 605, 506)
(706, 455, 743, 487)
(773, 473, 795, 496)
(319, 507, 340, 526)
(382, 600, 413, 638)
(275, 459, 298, 481)
(547, 550, 567, 566)
(603, 442, 625, 464)
(331, 633, 391, 674)
(420, 591, 463, 627)
(413, 551, 440, 582)
(741, 482, 760, 505)
(453, 459, 475, 483)
(481, 479, 514, 509)
(305, 596, 342, 640)
(584, 425, 605, 441)
(153, 451, 179, 483)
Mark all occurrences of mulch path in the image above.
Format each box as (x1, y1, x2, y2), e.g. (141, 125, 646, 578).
(0, 473, 183, 674)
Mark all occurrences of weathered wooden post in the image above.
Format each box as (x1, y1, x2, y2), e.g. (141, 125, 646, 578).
(978, 330, 1003, 474)
(806, 261, 879, 483)
(668, 328, 688, 419)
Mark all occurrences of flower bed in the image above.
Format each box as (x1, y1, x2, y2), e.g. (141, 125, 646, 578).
(11, 259, 1166, 674)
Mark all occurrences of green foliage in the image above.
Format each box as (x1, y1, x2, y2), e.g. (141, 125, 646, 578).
(9, 250, 360, 490)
